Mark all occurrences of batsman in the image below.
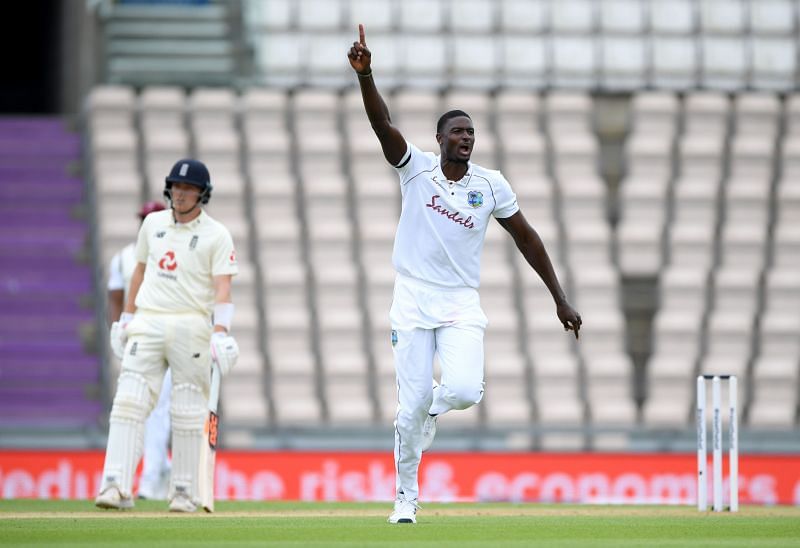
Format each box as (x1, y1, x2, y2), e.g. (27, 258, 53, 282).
(96, 159, 239, 512)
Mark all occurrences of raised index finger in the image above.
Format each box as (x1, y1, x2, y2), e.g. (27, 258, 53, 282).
(359, 23, 366, 46)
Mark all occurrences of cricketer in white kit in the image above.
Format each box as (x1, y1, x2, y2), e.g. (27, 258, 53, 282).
(348, 25, 582, 524)
(96, 159, 239, 513)
(107, 201, 172, 500)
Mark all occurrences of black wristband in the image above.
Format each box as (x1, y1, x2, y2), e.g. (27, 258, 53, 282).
(357, 70, 372, 78)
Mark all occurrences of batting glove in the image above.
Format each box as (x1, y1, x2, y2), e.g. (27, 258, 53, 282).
(109, 312, 134, 360)
(210, 332, 239, 376)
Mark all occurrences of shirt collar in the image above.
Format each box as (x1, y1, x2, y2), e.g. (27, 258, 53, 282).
(435, 155, 473, 187)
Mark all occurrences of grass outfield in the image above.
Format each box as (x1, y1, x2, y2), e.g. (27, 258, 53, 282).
(1, 501, 799, 547)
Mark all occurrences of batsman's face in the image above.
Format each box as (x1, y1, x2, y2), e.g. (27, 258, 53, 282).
(438, 116, 474, 163)
(170, 182, 201, 212)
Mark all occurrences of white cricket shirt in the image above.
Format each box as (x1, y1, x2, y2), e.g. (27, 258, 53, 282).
(107, 242, 137, 297)
(392, 142, 519, 289)
(134, 209, 238, 316)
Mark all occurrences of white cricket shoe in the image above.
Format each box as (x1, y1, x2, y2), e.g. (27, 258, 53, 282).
(168, 492, 199, 513)
(421, 414, 438, 453)
(388, 496, 419, 524)
(95, 485, 134, 510)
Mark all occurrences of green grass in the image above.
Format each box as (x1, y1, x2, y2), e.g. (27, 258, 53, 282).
(1, 500, 799, 547)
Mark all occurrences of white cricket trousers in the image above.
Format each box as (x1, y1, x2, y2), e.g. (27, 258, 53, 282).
(99, 310, 212, 502)
(139, 368, 172, 495)
(389, 273, 487, 502)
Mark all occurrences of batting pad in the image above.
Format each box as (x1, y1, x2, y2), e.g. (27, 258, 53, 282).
(103, 371, 152, 497)
(170, 382, 206, 504)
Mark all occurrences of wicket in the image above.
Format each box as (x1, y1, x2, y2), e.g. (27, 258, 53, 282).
(696, 375, 738, 512)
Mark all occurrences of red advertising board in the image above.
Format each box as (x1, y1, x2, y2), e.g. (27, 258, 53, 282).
(1, 450, 798, 505)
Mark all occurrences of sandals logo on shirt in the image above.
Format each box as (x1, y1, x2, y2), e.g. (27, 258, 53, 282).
(467, 190, 484, 208)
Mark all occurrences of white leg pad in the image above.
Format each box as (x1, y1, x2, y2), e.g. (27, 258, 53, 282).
(101, 372, 152, 498)
(169, 382, 206, 505)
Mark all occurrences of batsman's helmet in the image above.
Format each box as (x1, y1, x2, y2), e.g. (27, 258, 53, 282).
(164, 158, 212, 204)
(138, 200, 166, 219)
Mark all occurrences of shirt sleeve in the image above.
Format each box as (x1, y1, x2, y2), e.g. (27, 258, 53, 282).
(134, 216, 150, 264)
(491, 171, 520, 219)
(107, 252, 124, 291)
(394, 141, 435, 185)
(211, 227, 239, 277)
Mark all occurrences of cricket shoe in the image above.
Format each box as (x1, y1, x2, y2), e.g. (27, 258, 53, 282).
(95, 484, 134, 510)
(168, 492, 199, 513)
(388, 496, 419, 524)
(421, 414, 438, 453)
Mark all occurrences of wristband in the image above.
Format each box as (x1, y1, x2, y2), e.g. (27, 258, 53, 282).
(213, 302, 234, 331)
(357, 70, 372, 78)
(120, 312, 134, 325)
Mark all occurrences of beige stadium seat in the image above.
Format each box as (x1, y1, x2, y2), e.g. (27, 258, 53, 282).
(257, 33, 303, 88)
(139, 86, 186, 129)
(498, 0, 547, 33)
(398, 0, 444, 32)
(649, 311, 703, 379)
(551, 36, 597, 89)
(601, 35, 647, 90)
(700, 311, 753, 378)
(651, 37, 698, 89)
(297, 0, 343, 31)
(271, 374, 323, 425)
(293, 89, 339, 135)
(194, 128, 241, 175)
(617, 219, 663, 277)
(398, 34, 448, 89)
(776, 178, 800, 225)
(629, 92, 680, 136)
(393, 89, 441, 132)
(683, 92, 730, 137)
(564, 221, 612, 268)
(724, 177, 771, 226)
(751, 37, 797, 90)
(763, 268, 800, 318)
(241, 88, 288, 130)
(734, 93, 780, 136)
(441, 90, 492, 134)
(625, 135, 674, 180)
(247, 0, 294, 31)
(678, 135, 725, 179)
(221, 374, 269, 427)
(600, 0, 645, 33)
(86, 85, 136, 130)
(347, 0, 395, 31)
(672, 179, 719, 226)
(712, 266, 761, 316)
(701, 36, 747, 90)
(667, 219, 716, 271)
(749, 313, 800, 427)
(642, 377, 692, 427)
(546, 92, 594, 135)
(718, 223, 768, 270)
(781, 136, 800, 178)
(450, 35, 499, 90)
(189, 87, 236, 129)
(91, 127, 139, 177)
(326, 374, 375, 425)
(650, 0, 695, 34)
(619, 177, 669, 222)
(448, 0, 495, 32)
(660, 266, 709, 316)
(482, 373, 532, 426)
(699, 0, 746, 34)
(751, 0, 795, 35)
(571, 265, 619, 313)
(499, 35, 547, 89)
(307, 32, 352, 88)
(728, 136, 774, 181)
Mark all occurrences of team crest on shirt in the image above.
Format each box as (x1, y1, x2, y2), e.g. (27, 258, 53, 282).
(391, 329, 398, 347)
(467, 190, 484, 208)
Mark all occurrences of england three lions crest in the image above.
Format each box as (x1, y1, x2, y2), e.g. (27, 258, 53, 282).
(467, 190, 484, 208)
